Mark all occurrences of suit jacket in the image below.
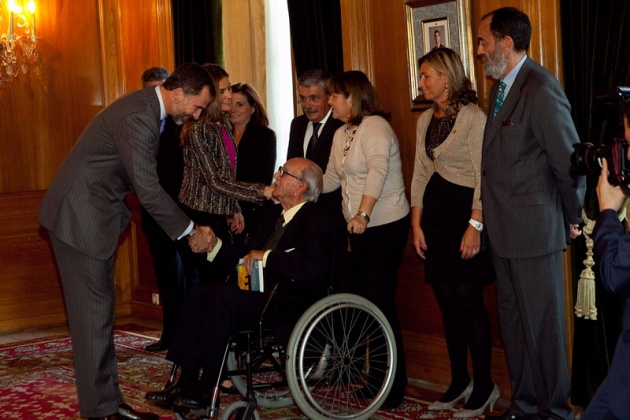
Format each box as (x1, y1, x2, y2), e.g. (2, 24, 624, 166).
(39, 88, 190, 260)
(287, 114, 344, 171)
(179, 118, 266, 216)
(236, 124, 277, 235)
(592, 209, 630, 418)
(214, 201, 334, 294)
(287, 115, 345, 223)
(236, 124, 277, 185)
(481, 57, 585, 258)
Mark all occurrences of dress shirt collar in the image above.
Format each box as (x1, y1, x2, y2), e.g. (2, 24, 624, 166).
(155, 86, 167, 120)
(500, 54, 527, 98)
(281, 201, 307, 226)
(307, 108, 333, 139)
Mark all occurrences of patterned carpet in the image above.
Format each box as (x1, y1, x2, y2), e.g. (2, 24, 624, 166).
(0, 328, 462, 419)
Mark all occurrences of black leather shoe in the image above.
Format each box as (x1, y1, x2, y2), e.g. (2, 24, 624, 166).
(173, 392, 211, 409)
(145, 339, 170, 352)
(89, 404, 158, 420)
(118, 403, 159, 420)
(485, 410, 525, 420)
(145, 384, 185, 406)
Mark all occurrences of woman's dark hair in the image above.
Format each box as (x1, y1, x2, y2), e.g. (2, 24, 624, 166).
(327, 70, 388, 126)
(231, 83, 269, 127)
(417, 47, 477, 114)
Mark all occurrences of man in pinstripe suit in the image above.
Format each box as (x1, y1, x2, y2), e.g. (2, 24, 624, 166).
(39, 62, 215, 420)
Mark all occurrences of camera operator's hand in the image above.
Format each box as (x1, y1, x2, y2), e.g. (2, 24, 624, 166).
(597, 158, 626, 212)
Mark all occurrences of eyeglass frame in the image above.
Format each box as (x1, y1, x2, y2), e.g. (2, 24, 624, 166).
(278, 166, 303, 182)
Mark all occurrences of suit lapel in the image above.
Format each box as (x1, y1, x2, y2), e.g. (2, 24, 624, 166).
(274, 203, 312, 250)
(483, 57, 534, 151)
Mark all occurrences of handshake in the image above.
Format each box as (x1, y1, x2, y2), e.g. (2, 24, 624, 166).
(187, 225, 218, 254)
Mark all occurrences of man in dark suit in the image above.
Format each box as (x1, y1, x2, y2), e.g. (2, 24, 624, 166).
(145, 157, 334, 409)
(286, 69, 345, 286)
(39, 63, 215, 420)
(138, 68, 191, 353)
(477, 8, 585, 420)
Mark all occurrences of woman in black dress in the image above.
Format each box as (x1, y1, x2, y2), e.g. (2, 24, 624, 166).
(230, 82, 277, 239)
(410, 48, 498, 418)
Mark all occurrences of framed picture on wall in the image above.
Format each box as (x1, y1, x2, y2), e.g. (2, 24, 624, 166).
(405, 0, 475, 111)
(423, 18, 450, 52)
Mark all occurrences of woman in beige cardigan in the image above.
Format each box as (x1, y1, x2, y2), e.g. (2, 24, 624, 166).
(411, 48, 498, 418)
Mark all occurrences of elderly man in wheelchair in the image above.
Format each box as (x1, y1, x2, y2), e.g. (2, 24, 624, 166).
(145, 158, 398, 420)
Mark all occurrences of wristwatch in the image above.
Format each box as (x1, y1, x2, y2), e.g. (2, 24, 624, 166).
(468, 219, 484, 232)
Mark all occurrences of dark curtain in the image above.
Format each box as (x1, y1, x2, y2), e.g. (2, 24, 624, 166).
(171, 0, 224, 68)
(561, 0, 630, 409)
(287, 0, 344, 77)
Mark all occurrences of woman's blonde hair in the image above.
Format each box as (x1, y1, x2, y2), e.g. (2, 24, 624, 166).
(418, 48, 477, 114)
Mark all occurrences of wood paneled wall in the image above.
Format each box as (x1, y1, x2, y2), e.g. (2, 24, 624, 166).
(0, 0, 174, 333)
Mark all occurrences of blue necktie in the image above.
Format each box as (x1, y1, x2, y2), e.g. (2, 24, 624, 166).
(492, 81, 507, 119)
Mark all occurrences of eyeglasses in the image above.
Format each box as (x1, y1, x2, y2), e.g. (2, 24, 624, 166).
(278, 166, 303, 181)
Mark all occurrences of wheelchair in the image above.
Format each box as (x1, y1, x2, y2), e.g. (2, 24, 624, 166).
(172, 291, 397, 420)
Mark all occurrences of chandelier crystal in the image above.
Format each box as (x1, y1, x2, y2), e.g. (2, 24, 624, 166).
(0, 0, 39, 84)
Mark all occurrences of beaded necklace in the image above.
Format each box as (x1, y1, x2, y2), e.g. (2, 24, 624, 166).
(343, 124, 358, 156)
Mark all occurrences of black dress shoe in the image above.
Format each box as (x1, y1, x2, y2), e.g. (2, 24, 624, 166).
(173, 392, 211, 409)
(89, 404, 158, 420)
(145, 384, 185, 406)
(145, 339, 170, 352)
(485, 410, 525, 420)
(118, 403, 159, 420)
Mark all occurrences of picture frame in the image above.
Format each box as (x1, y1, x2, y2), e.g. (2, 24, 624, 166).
(405, 0, 476, 111)
(423, 18, 450, 52)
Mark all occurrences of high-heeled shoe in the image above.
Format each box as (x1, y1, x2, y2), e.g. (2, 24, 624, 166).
(454, 383, 500, 418)
(427, 380, 474, 411)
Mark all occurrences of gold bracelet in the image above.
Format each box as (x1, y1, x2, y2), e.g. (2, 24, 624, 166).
(356, 210, 370, 223)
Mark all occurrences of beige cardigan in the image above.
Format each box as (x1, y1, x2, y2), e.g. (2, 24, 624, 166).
(323, 115, 409, 227)
(410, 104, 486, 210)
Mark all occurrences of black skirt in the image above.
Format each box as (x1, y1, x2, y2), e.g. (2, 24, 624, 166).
(422, 172, 494, 286)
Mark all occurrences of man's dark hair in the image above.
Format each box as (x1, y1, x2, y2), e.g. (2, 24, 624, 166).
(162, 62, 213, 95)
(141, 67, 170, 87)
(483, 7, 531, 52)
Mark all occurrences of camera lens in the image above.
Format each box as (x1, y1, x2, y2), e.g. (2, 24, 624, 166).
(571, 143, 601, 175)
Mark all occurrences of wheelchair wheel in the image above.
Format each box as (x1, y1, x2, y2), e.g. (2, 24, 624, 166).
(220, 401, 260, 420)
(226, 346, 293, 408)
(286, 293, 397, 420)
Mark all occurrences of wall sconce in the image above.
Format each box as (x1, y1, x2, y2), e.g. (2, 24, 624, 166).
(1, 0, 39, 83)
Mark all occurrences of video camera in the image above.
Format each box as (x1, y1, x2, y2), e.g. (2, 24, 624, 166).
(571, 86, 630, 194)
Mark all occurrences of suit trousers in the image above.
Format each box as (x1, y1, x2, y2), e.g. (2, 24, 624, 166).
(166, 282, 269, 387)
(490, 248, 574, 420)
(49, 234, 122, 418)
(141, 208, 187, 343)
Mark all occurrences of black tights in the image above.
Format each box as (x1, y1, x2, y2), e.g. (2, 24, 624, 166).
(432, 280, 493, 406)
